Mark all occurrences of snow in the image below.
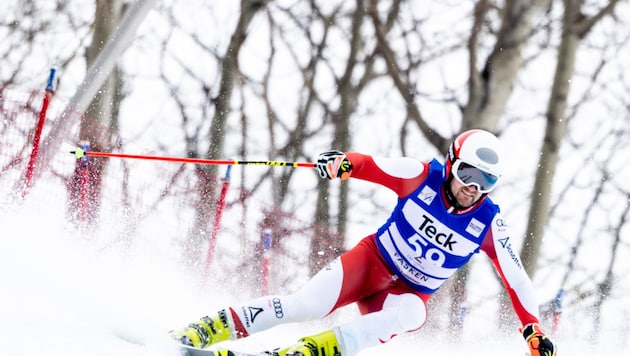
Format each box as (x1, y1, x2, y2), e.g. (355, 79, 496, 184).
(0, 199, 626, 356)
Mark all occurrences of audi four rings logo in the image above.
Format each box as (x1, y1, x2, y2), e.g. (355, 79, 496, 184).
(272, 298, 284, 318)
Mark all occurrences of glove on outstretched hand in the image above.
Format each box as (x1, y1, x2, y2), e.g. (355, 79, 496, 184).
(521, 323, 557, 356)
(316, 150, 352, 180)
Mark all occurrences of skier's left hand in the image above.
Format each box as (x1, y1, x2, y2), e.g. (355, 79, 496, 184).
(316, 150, 352, 180)
(521, 323, 557, 356)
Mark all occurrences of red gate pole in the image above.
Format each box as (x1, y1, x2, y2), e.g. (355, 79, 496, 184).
(261, 229, 272, 294)
(203, 166, 232, 279)
(23, 68, 56, 198)
(78, 143, 91, 224)
(550, 289, 564, 336)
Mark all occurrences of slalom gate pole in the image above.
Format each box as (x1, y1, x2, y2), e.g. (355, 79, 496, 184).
(550, 289, 564, 336)
(23, 68, 56, 198)
(261, 229, 272, 294)
(203, 165, 232, 278)
(71, 148, 316, 168)
(78, 143, 91, 224)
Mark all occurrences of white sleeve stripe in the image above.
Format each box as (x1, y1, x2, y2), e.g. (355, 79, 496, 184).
(372, 156, 425, 178)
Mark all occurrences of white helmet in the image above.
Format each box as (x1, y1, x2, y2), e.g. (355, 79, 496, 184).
(444, 129, 503, 193)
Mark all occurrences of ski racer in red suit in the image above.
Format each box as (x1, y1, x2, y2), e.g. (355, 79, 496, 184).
(171, 129, 557, 356)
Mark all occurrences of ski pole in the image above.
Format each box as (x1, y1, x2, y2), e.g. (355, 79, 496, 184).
(70, 147, 316, 168)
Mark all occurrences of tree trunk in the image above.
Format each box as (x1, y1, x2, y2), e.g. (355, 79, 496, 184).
(521, 0, 570, 276)
(68, 0, 124, 229)
(521, 0, 621, 277)
(310, 0, 364, 275)
(463, 0, 551, 131)
(449, 0, 550, 335)
(186, 0, 269, 269)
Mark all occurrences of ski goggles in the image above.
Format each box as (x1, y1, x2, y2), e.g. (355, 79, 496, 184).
(451, 160, 499, 193)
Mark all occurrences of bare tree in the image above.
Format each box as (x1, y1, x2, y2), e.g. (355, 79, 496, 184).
(67, 0, 125, 227)
(521, 0, 622, 276)
(592, 189, 629, 339)
(313, 0, 371, 273)
(185, 0, 270, 268)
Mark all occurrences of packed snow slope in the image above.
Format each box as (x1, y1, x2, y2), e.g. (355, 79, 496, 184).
(0, 202, 624, 356)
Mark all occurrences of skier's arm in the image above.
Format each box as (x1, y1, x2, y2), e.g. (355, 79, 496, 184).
(479, 214, 540, 326)
(480, 216, 557, 354)
(338, 151, 429, 197)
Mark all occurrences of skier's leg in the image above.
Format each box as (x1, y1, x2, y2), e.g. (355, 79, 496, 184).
(275, 292, 427, 356)
(171, 235, 390, 349)
(272, 235, 422, 356)
(229, 255, 345, 333)
(171, 256, 346, 348)
(338, 292, 427, 355)
(224, 234, 391, 338)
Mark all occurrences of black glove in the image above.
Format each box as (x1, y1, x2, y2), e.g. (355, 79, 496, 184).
(521, 323, 556, 356)
(316, 150, 352, 180)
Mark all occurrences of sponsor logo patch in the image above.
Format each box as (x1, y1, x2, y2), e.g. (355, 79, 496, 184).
(272, 298, 284, 319)
(466, 218, 485, 237)
(498, 236, 522, 269)
(418, 186, 437, 205)
(242, 306, 264, 326)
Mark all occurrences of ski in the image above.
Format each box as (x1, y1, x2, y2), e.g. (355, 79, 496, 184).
(179, 344, 270, 356)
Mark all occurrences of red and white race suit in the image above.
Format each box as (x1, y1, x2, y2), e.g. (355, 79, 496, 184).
(224, 153, 541, 355)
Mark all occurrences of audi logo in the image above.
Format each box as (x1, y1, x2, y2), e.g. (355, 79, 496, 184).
(272, 298, 284, 318)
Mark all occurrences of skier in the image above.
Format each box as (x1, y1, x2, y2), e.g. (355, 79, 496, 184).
(171, 129, 557, 356)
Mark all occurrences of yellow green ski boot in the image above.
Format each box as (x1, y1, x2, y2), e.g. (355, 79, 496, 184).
(170, 310, 233, 348)
(274, 329, 342, 356)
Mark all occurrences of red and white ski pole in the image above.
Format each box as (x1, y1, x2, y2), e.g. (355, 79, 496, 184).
(71, 148, 316, 168)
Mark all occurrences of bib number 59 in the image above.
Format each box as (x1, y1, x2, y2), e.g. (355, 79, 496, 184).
(407, 235, 446, 266)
